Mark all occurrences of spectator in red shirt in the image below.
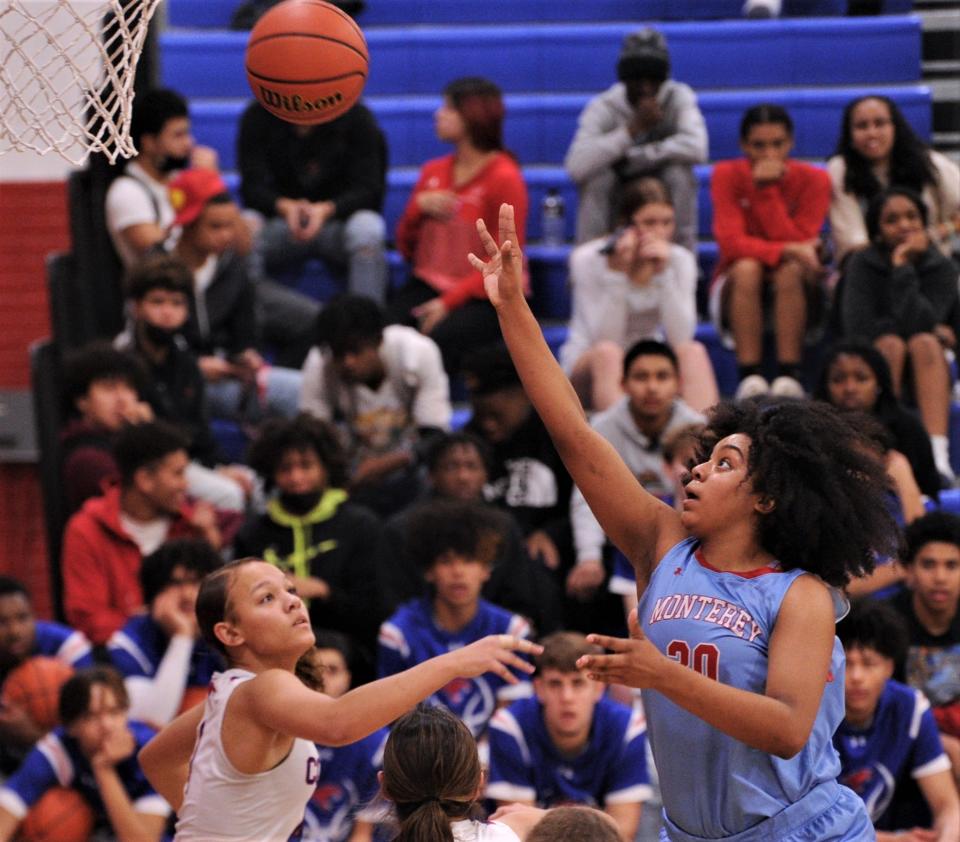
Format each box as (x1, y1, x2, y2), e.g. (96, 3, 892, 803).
(391, 77, 529, 376)
(62, 421, 225, 645)
(710, 104, 831, 399)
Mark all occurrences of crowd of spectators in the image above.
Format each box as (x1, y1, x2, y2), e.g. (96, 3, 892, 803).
(3, 7, 960, 842)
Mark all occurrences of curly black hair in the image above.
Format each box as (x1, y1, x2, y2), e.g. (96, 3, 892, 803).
(461, 343, 522, 396)
(313, 294, 384, 357)
(139, 538, 223, 606)
(697, 400, 898, 587)
(62, 342, 146, 417)
(424, 431, 492, 475)
(406, 499, 504, 570)
(902, 510, 960, 566)
(246, 413, 349, 490)
(837, 598, 908, 667)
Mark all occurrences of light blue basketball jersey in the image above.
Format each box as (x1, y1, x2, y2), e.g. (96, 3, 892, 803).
(638, 538, 853, 839)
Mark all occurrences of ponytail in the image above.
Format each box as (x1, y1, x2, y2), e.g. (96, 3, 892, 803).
(383, 705, 482, 842)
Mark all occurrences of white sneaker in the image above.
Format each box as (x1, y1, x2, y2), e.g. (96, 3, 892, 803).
(770, 376, 805, 399)
(734, 374, 770, 400)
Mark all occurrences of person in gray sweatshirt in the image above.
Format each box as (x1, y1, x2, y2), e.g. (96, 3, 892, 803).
(564, 28, 708, 252)
(567, 340, 704, 602)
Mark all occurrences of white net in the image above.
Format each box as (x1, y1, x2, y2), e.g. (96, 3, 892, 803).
(0, 0, 163, 165)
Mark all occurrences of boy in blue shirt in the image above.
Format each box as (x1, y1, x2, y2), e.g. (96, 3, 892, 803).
(0, 666, 169, 841)
(377, 499, 532, 737)
(107, 538, 223, 728)
(0, 577, 95, 772)
(299, 630, 386, 842)
(486, 631, 650, 841)
(833, 599, 959, 840)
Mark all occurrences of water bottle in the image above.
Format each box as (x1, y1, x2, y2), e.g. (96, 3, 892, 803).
(541, 188, 566, 246)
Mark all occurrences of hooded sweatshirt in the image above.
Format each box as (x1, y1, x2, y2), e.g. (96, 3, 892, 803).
(570, 396, 704, 564)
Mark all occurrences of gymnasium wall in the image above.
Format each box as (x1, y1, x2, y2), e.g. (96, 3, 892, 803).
(0, 155, 71, 618)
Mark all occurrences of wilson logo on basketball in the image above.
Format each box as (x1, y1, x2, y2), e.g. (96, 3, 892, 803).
(258, 86, 344, 115)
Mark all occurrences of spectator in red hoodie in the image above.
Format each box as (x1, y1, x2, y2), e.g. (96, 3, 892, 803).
(391, 77, 529, 376)
(61, 421, 226, 645)
(710, 104, 831, 400)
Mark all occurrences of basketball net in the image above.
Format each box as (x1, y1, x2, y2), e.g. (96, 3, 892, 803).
(0, 0, 162, 165)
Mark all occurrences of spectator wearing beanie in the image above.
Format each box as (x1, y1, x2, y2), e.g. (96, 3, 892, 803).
(564, 28, 708, 251)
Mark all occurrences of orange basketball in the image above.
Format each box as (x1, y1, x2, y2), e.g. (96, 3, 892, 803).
(20, 787, 96, 842)
(1, 656, 74, 732)
(245, 0, 369, 125)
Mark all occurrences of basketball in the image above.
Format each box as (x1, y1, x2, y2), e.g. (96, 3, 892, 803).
(0, 656, 74, 732)
(245, 0, 369, 125)
(19, 787, 96, 842)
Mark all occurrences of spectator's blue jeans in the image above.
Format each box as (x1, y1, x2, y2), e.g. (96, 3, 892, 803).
(253, 209, 388, 304)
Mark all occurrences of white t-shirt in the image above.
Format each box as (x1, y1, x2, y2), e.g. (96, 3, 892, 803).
(300, 325, 452, 458)
(118, 513, 171, 557)
(104, 161, 177, 268)
(175, 669, 320, 841)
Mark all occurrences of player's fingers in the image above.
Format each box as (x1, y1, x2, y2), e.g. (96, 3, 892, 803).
(627, 608, 644, 640)
(476, 218, 501, 257)
(585, 633, 633, 653)
(467, 252, 489, 272)
(498, 203, 517, 245)
(497, 651, 536, 675)
(492, 661, 518, 684)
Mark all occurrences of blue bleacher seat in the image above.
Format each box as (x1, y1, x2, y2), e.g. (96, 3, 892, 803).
(161, 17, 921, 99)
(190, 86, 931, 173)
(168, 0, 851, 30)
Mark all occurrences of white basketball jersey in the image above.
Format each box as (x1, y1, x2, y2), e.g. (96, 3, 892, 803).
(175, 669, 320, 841)
(451, 819, 522, 842)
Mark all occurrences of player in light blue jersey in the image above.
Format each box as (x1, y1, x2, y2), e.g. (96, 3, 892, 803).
(470, 204, 899, 841)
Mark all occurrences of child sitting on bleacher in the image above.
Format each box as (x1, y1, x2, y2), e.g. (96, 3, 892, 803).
(710, 103, 831, 400)
(235, 413, 388, 667)
(116, 252, 252, 512)
(486, 632, 650, 841)
(834, 599, 959, 840)
(829, 94, 960, 268)
(886, 512, 960, 788)
(0, 667, 170, 842)
(840, 187, 960, 486)
(391, 76, 528, 378)
(61, 421, 228, 645)
(382, 432, 556, 637)
(298, 631, 387, 842)
(300, 294, 452, 518)
(559, 178, 717, 414)
(377, 499, 533, 738)
(167, 167, 308, 405)
(0, 577, 95, 773)
(106, 539, 222, 729)
(564, 27, 707, 253)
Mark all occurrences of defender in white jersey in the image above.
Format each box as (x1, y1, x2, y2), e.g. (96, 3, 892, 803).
(138, 559, 541, 842)
(471, 204, 899, 840)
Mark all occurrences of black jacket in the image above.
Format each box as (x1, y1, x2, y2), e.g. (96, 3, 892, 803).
(238, 101, 387, 220)
(234, 490, 388, 653)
